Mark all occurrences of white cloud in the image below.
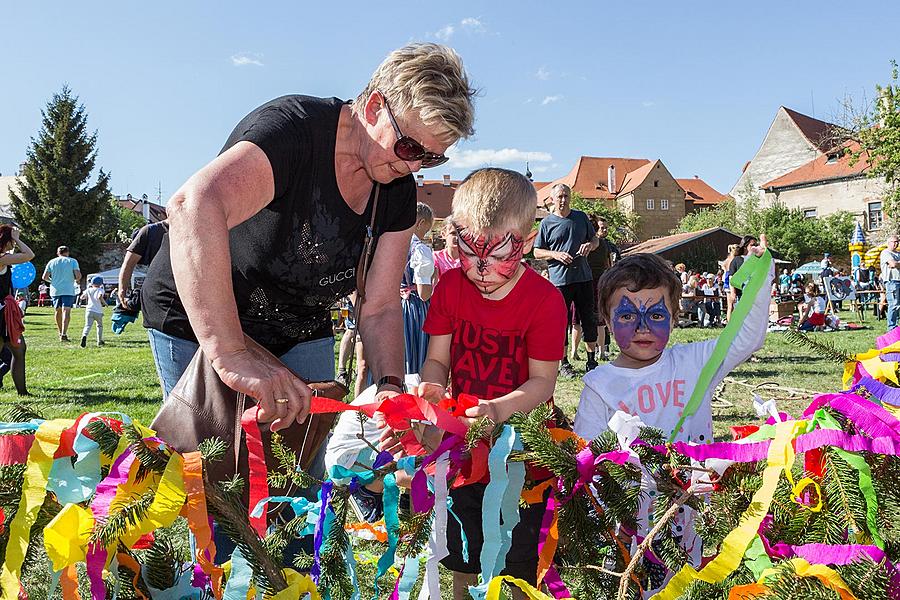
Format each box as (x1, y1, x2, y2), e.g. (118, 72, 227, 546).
(433, 25, 455, 40)
(446, 148, 552, 169)
(530, 162, 560, 174)
(642, 100, 656, 107)
(231, 52, 264, 67)
(541, 95, 563, 106)
(535, 66, 550, 80)
(460, 17, 486, 32)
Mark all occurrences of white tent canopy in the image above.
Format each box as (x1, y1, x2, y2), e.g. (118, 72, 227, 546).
(85, 266, 147, 289)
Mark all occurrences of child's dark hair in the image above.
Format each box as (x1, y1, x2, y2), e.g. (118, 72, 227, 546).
(736, 235, 758, 257)
(595, 253, 682, 319)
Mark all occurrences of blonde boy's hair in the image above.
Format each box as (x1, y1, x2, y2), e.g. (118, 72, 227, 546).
(450, 168, 537, 236)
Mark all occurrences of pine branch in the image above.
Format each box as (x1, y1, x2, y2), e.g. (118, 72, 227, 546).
(85, 419, 123, 457)
(198, 437, 228, 465)
(783, 328, 854, 363)
(143, 536, 181, 591)
(1, 404, 44, 422)
(90, 491, 155, 548)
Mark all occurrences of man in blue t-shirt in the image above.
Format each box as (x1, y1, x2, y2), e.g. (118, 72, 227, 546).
(534, 183, 599, 376)
(42, 245, 82, 341)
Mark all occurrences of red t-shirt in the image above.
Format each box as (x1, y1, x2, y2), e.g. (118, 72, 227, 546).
(424, 266, 567, 400)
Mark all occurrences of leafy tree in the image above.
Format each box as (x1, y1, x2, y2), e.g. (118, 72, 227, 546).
(93, 196, 149, 245)
(674, 198, 738, 233)
(855, 60, 900, 230)
(568, 191, 640, 243)
(9, 86, 112, 270)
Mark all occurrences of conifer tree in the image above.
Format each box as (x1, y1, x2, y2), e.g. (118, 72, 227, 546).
(9, 86, 111, 269)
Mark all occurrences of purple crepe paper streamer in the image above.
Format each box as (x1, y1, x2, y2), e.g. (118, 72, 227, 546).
(311, 479, 333, 584)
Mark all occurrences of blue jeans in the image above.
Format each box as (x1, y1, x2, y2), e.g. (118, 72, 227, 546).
(146, 329, 335, 399)
(887, 281, 900, 330)
(147, 329, 336, 563)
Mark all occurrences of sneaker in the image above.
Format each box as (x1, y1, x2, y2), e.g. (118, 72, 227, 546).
(61, 334, 69, 342)
(559, 361, 578, 378)
(80, 336, 86, 348)
(586, 358, 599, 372)
(97, 340, 105, 347)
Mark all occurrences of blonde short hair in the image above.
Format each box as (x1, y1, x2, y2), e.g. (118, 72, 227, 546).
(450, 168, 536, 236)
(354, 43, 476, 144)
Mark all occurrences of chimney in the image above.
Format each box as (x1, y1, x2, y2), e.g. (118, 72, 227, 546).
(17, 163, 26, 176)
(442, 174, 451, 187)
(607, 165, 616, 194)
(416, 175, 424, 187)
(142, 200, 150, 221)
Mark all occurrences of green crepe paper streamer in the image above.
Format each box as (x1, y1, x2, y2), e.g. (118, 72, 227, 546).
(745, 535, 774, 579)
(811, 409, 884, 549)
(669, 250, 773, 442)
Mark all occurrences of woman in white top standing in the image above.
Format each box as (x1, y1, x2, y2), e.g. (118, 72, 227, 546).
(401, 202, 435, 374)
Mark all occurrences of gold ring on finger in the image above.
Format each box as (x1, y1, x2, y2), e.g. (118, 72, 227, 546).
(275, 398, 290, 404)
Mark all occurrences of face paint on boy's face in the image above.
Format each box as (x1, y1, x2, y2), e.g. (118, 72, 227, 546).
(611, 296, 671, 352)
(455, 226, 525, 293)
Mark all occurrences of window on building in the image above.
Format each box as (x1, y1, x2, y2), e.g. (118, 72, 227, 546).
(654, 180, 659, 187)
(826, 153, 840, 164)
(650, 235, 662, 239)
(803, 208, 817, 219)
(646, 198, 654, 210)
(660, 198, 669, 210)
(869, 202, 884, 230)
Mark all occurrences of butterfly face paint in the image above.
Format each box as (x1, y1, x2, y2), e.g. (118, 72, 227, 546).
(611, 296, 671, 353)
(455, 226, 525, 294)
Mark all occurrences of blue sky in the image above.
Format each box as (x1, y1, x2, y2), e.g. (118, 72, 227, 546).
(2, 1, 898, 202)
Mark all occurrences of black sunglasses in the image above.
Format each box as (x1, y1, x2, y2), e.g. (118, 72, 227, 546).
(380, 93, 449, 168)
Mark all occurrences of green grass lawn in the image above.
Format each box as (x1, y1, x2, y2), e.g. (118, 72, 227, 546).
(2, 306, 888, 433)
(2, 305, 891, 599)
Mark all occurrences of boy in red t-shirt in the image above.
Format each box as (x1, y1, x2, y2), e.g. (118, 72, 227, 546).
(416, 167, 567, 598)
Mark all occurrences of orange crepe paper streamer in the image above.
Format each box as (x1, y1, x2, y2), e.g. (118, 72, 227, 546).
(182, 451, 224, 598)
(59, 565, 81, 600)
(115, 554, 148, 600)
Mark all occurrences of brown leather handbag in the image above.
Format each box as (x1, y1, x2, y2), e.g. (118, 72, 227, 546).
(150, 184, 383, 514)
(151, 334, 349, 495)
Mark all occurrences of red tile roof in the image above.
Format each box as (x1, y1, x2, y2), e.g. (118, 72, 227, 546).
(417, 178, 549, 220)
(761, 140, 870, 190)
(617, 160, 658, 196)
(536, 156, 652, 207)
(117, 199, 167, 223)
(676, 177, 728, 206)
(782, 107, 839, 153)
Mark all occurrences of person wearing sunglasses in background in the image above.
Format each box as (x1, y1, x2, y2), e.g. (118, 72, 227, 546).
(141, 44, 476, 432)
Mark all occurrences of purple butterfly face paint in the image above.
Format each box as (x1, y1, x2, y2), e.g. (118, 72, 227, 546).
(611, 296, 671, 352)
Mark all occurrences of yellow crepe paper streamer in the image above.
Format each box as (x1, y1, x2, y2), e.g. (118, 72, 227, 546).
(651, 420, 803, 600)
(120, 452, 187, 547)
(842, 340, 900, 388)
(728, 558, 858, 600)
(44, 503, 95, 571)
(267, 569, 321, 600)
(485, 575, 574, 600)
(0, 418, 70, 598)
(789, 477, 823, 512)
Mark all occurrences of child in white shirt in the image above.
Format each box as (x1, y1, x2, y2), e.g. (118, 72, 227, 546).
(575, 235, 773, 445)
(80, 276, 107, 347)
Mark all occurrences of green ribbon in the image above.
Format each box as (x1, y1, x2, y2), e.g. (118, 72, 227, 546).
(669, 249, 773, 442)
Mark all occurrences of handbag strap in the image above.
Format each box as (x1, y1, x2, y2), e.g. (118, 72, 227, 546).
(232, 183, 382, 476)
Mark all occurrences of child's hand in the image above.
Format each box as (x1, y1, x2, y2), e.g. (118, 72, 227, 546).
(462, 399, 499, 427)
(374, 412, 406, 458)
(749, 234, 768, 257)
(416, 381, 448, 404)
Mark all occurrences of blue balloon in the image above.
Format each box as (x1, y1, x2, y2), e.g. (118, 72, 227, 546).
(10, 262, 36, 288)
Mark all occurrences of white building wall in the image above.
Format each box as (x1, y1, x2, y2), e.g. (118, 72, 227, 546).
(764, 176, 888, 227)
(730, 108, 822, 201)
(0, 176, 20, 220)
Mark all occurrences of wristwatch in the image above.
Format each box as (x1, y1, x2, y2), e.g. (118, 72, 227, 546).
(376, 375, 406, 393)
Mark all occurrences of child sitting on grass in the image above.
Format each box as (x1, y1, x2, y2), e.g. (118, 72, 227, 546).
(408, 167, 567, 599)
